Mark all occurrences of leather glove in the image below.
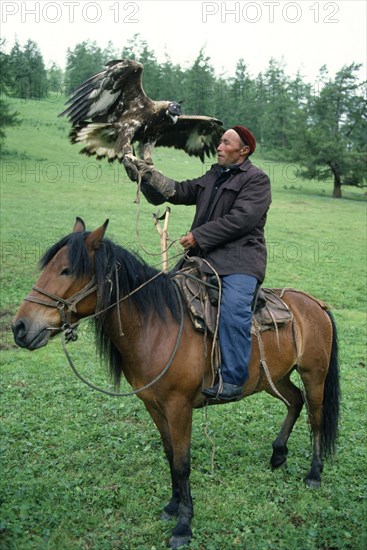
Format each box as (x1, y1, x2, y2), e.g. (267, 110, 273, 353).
(123, 157, 176, 199)
(122, 156, 140, 182)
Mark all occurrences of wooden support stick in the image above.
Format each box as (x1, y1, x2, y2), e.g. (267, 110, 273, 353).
(153, 207, 171, 272)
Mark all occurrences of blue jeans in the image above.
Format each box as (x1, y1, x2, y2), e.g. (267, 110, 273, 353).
(219, 274, 258, 386)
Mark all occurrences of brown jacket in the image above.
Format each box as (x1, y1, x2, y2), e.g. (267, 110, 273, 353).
(142, 158, 271, 281)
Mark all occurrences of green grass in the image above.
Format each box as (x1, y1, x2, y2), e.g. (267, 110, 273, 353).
(1, 96, 366, 549)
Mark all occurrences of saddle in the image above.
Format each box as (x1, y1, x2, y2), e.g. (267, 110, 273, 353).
(173, 258, 296, 405)
(172, 257, 293, 337)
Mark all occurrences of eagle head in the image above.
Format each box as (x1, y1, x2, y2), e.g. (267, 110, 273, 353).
(167, 101, 183, 123)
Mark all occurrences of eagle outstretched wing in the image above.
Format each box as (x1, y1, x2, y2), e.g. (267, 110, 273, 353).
(60, 59, 224, 163)
(59, 59, 150, 125)
(155, 115, 224, 162)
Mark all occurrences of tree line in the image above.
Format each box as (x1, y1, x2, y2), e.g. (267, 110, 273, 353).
(1, 35, 366, 197)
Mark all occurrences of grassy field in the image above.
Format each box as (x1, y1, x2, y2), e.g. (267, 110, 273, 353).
(1, 96, 366, 549)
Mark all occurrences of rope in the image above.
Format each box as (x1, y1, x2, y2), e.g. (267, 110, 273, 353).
(61, 282, 185, 397)
(203, 405, 217, 476)
(199, 258, 222, 387)
(253, 319, 291, 407)
(133, 162, 182, 262)
(44, 268, 169, 339)
(29, 254, 186, 397)
(77, 270, 166, 325)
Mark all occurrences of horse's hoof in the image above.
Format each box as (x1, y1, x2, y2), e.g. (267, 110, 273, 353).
(304, 477, 321, 489)
(271, 459, 287, 471)
(168, 535, 191, 548)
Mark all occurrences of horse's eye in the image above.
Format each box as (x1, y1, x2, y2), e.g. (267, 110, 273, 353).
(60, 267, 71, 276)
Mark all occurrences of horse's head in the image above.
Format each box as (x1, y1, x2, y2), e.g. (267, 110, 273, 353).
(12, 217, 108, 350)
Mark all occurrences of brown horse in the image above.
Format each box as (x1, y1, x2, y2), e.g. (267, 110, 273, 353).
(12, 218, 340, 549)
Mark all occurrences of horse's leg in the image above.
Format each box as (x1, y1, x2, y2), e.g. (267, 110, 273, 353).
(267, 373, 304, 469)
(299, 372, 325, 488)
(144, 403, 180, 519)
(165, 398, 194, 549)
(145, 399, 194, 547)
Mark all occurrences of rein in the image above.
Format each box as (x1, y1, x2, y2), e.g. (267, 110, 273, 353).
(26, 270, 185, 397)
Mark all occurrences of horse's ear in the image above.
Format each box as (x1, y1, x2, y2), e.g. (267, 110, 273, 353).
(73, 217, 86, 233)
(85, 219, 109, 251)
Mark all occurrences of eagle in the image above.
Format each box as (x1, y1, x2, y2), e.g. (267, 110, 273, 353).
(59, 59, 224, 164)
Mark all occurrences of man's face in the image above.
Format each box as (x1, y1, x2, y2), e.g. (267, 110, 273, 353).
(217, 129, 250, 167)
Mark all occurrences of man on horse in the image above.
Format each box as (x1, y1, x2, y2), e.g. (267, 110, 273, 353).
(124, 126, 271, 402)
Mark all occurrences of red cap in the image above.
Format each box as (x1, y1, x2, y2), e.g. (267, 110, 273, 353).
(232, 126, 256, 155)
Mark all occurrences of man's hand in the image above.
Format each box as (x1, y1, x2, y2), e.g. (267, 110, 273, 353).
(180, 232, 197, 250)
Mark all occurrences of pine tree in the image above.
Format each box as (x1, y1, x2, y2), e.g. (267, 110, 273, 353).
(225, 59, 259, 131)
(23, 40, 48, 98)
(157, 52, 185, 103)
(183, 48, 216, 116)
(291, 64, 366, 197)
(8, 40, 28, 97)
(0, 39, 20, 143)
(47, 62, 64, 93)
(260, 59, 292, 152)
(8, 40, 48, 99)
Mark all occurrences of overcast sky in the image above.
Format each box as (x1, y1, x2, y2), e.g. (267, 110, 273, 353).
(2, 0, 366, 83)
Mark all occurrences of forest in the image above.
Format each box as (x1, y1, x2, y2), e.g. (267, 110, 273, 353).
(1, 34, 366, 197)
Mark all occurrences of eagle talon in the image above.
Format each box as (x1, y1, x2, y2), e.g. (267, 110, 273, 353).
(124, 153, 138, 162)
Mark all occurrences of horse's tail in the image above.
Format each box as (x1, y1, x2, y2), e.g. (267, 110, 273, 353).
(321, 309, 340, 458)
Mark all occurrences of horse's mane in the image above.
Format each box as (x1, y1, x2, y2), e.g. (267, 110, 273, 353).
(41, 231, 180, 386)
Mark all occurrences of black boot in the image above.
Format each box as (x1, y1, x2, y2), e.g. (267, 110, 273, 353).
(202, 382, 243, 402)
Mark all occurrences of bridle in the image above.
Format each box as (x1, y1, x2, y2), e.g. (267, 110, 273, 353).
(25, 278, 98, 331)
(23, 269, 185, 397)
